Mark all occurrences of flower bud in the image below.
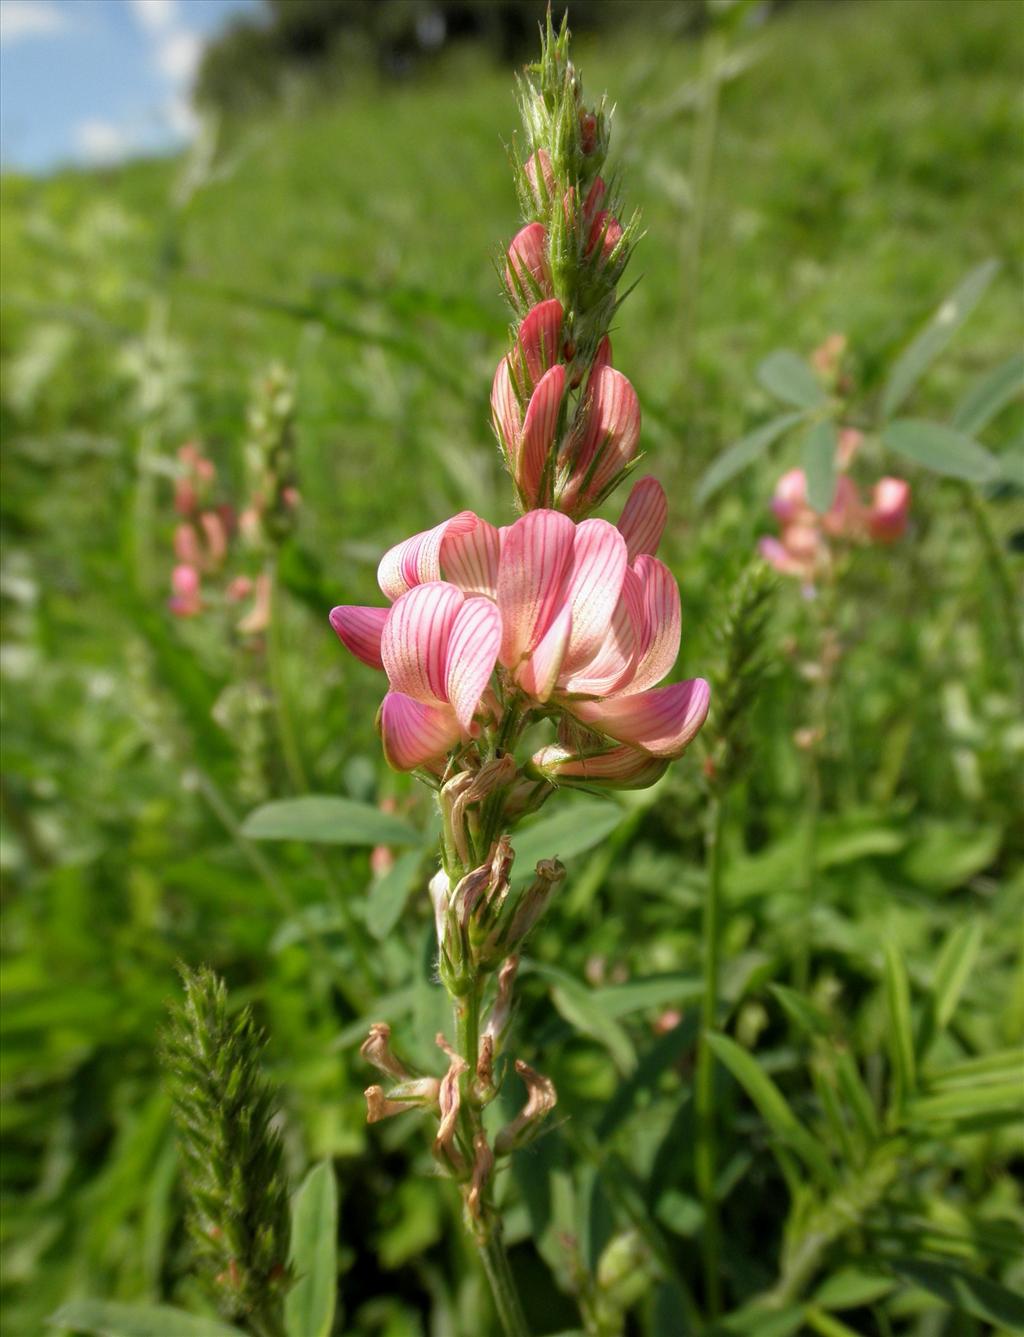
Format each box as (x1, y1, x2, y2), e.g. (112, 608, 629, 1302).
(169, 563, 202, 617)
(506, 222, 552, 304)
(531, 741, 669, 791)
(524, 149, 555, 212)
(868, 477, 910, 543)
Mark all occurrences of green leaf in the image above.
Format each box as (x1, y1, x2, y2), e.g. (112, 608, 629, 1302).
(882, 419, 999, 483)
(706, 1033, 834, 1184)
(710, 1302, 807, 1336)
(813, 1267, 894, 1310)
(242, 796, 421, 846)
(881, 259, 1000, 418)
(926, 1047, 1024, 1090)
(906, 1080, 1023, 1126)
(526, 961, 636, 1074)
(510, 800, 626, 885)
(591, 974, 702, 1019)
(47, 1301, 242, 1337)
(932, 921, 983, 1031)
(952, 351, 1024, 434)
(695, 411, 807, 505)
(758, 349, 827, 409)
(882, 938, 916, 1117)
(890, 1257, 1024, 1332)
(769, 984, 832, 1037)
(285, 1162, 338, 1337)
(366, 849, 422, 940)
(801, 419, 838, 512)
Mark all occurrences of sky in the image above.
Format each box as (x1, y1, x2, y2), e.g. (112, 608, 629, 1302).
(0, 0, 260, 171)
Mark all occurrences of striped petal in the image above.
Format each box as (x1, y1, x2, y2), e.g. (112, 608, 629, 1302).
(378, 691, 461, 771)
(505, 222, 551, 300)
(515, 299, 564, 389)
(622, 555, 681, 695)
(377, 511, 480, 600)
(571, 678, 711, 758)
(518, 364, 565, 506)
(616, 476, 667, 561)
(329, 604, 388, 670)
(440, 513, 501, 599)
(381, 582, 463, 703)
(517, 601, 572, 703)
(532, 741, 669, 791)
(445, 597, 502, 730)
(561, 564, 641, 696)
(563, 366, 641, 511)
(496, 509, 575, 668)
(491, 357, 522, 462)
(560, 519, 629, 675)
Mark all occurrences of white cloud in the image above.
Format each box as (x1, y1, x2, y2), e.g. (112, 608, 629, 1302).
(0, 0, 69, 45)
(73, 118, 136, 164)
(156, 27, 200, 83)
(128, 0, 178, 33)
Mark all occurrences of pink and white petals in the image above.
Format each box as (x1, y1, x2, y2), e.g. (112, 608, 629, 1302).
(616, 476, 668, 561)
(560, 519, 629, 674)
(506, 222, 551, 299)
(515, 299, 564, 389)
(439, 514, 501, 599)
(378, 692, 461, 771)
(444, 598, 502, 730)
(496, 510, 576, 668)
(624, 556, 682, 696)
(517, 364, 566, 504)
(572, 678, 711, 758)
(532, 741, 669, 791)
(562, 366, 641, 512)
(516, 602, 572, 703)
(329, 604, 388, 670)
(381, 582, 463, 703)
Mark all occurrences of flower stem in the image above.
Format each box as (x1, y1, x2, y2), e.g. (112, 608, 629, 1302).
(695, 789, 726, 1317)
(962, 482, 1024, 699)
(478, 1224, 529, 1337)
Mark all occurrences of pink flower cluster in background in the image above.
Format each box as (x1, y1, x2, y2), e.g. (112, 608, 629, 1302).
(330, 477, 709, 784)
(759, 445, 911, 585)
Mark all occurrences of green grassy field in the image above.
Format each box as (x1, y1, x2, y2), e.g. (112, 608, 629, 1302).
(2, 1, 1023, 1334)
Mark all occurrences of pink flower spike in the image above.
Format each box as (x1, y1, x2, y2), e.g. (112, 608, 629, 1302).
(381, 582, 464, 703)
(572, 678, 711, 758)
(378, 691, 461, 771)
(518, 364, 566, 505)
(516, 299, 564, 389)
(330, 605, 389, 670)
(444, 597, 502, 731)
(868, 477, 910, 543)
(616, 476, 668, 561)
(496, 509, 575, 669)
(506, 222, 551, 299)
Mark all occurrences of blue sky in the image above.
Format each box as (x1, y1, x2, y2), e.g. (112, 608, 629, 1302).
(1, 0, 259, 171)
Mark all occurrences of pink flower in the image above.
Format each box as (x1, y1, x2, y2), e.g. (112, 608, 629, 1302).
(491, 299, 566, 506)
(524, 149, 555, 209)
(867, 477, 911, 543)
(169, 564, 202, 617)
(330, 480, 709, 774)
(557, 361, 641, 515)
(586, 210, 624, 263)
(506, 222, 551, 301)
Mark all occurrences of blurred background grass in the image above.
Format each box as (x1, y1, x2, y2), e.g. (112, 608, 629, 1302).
(2, 1, 1022, 1334)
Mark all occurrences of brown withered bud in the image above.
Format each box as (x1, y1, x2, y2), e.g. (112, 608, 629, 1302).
(483, 955, 520, 1049)
(475, 1032, 494, 1099)
(364, 1077, 440, 1124)
(433, 1035, 469, 1175)
(360, 1022, 412, 1082)
(495, 1059, 557, 1154)
(466, 1130, 495, 1226)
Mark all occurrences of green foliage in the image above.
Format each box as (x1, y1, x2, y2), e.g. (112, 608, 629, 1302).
(161, 967, 293, 1335)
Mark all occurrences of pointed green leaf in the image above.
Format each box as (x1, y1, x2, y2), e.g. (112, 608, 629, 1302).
(707, 1032, 834, 1184)
(890, 1257, 1024, 1332)
(813, 1268, 893, 1310)
(801, 419, 838, 512)
(927, 1047, 1024, 1091)
(882, 420, 999, 483)
(285, 1162, 338, 1337)
(242, 796, 421, 846)
(953, 351, 1024, 434)
(769, 984, 832, 1038)
(510, 800, 625, 885)
(525, 961, 636, 1074)
(882, 938, 916, 1118)
(758, 349, 827, 409)
(366, 849, 422, 940)
(695, 411, 807, 505)
(906, 1081, 1023, 1125)
(881, 259, 1000, 418)
(932, 921, 983, 1031)
(47, 1302, 242, 1337)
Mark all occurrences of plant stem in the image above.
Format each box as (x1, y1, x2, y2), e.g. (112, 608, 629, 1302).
(695, 789, 726, 1318)
(266, 559, 309, 793)
(795, 746, 821, 995)
(961, 482, 1024, 699)
(478, 1225, 529, 1337)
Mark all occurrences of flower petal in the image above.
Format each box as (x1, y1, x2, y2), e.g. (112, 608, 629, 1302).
(445, 597, 502, 730)
(440, 513, 501, 599)
(563, 366, 641, 511)
(506, 222, 551, 300)
(561, 518, 629, 675)
(381, 582, 464, 703)
(329, 605, 388, 670)
(622, 555, 681, 695)
(517, 601, 572, 703)
(496, 509, 575, 668)
(378, 691, 461, 771)
(515, 298, 564, 389)
(571, 678, 711, 758)
(491, 357, 522, 463)
(518, 364, 565, 506)
(616, 476, 667, 561)
(378, 512, 481, 601)
(561, 564, 641, 696)
(532, 741, 669, 791)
